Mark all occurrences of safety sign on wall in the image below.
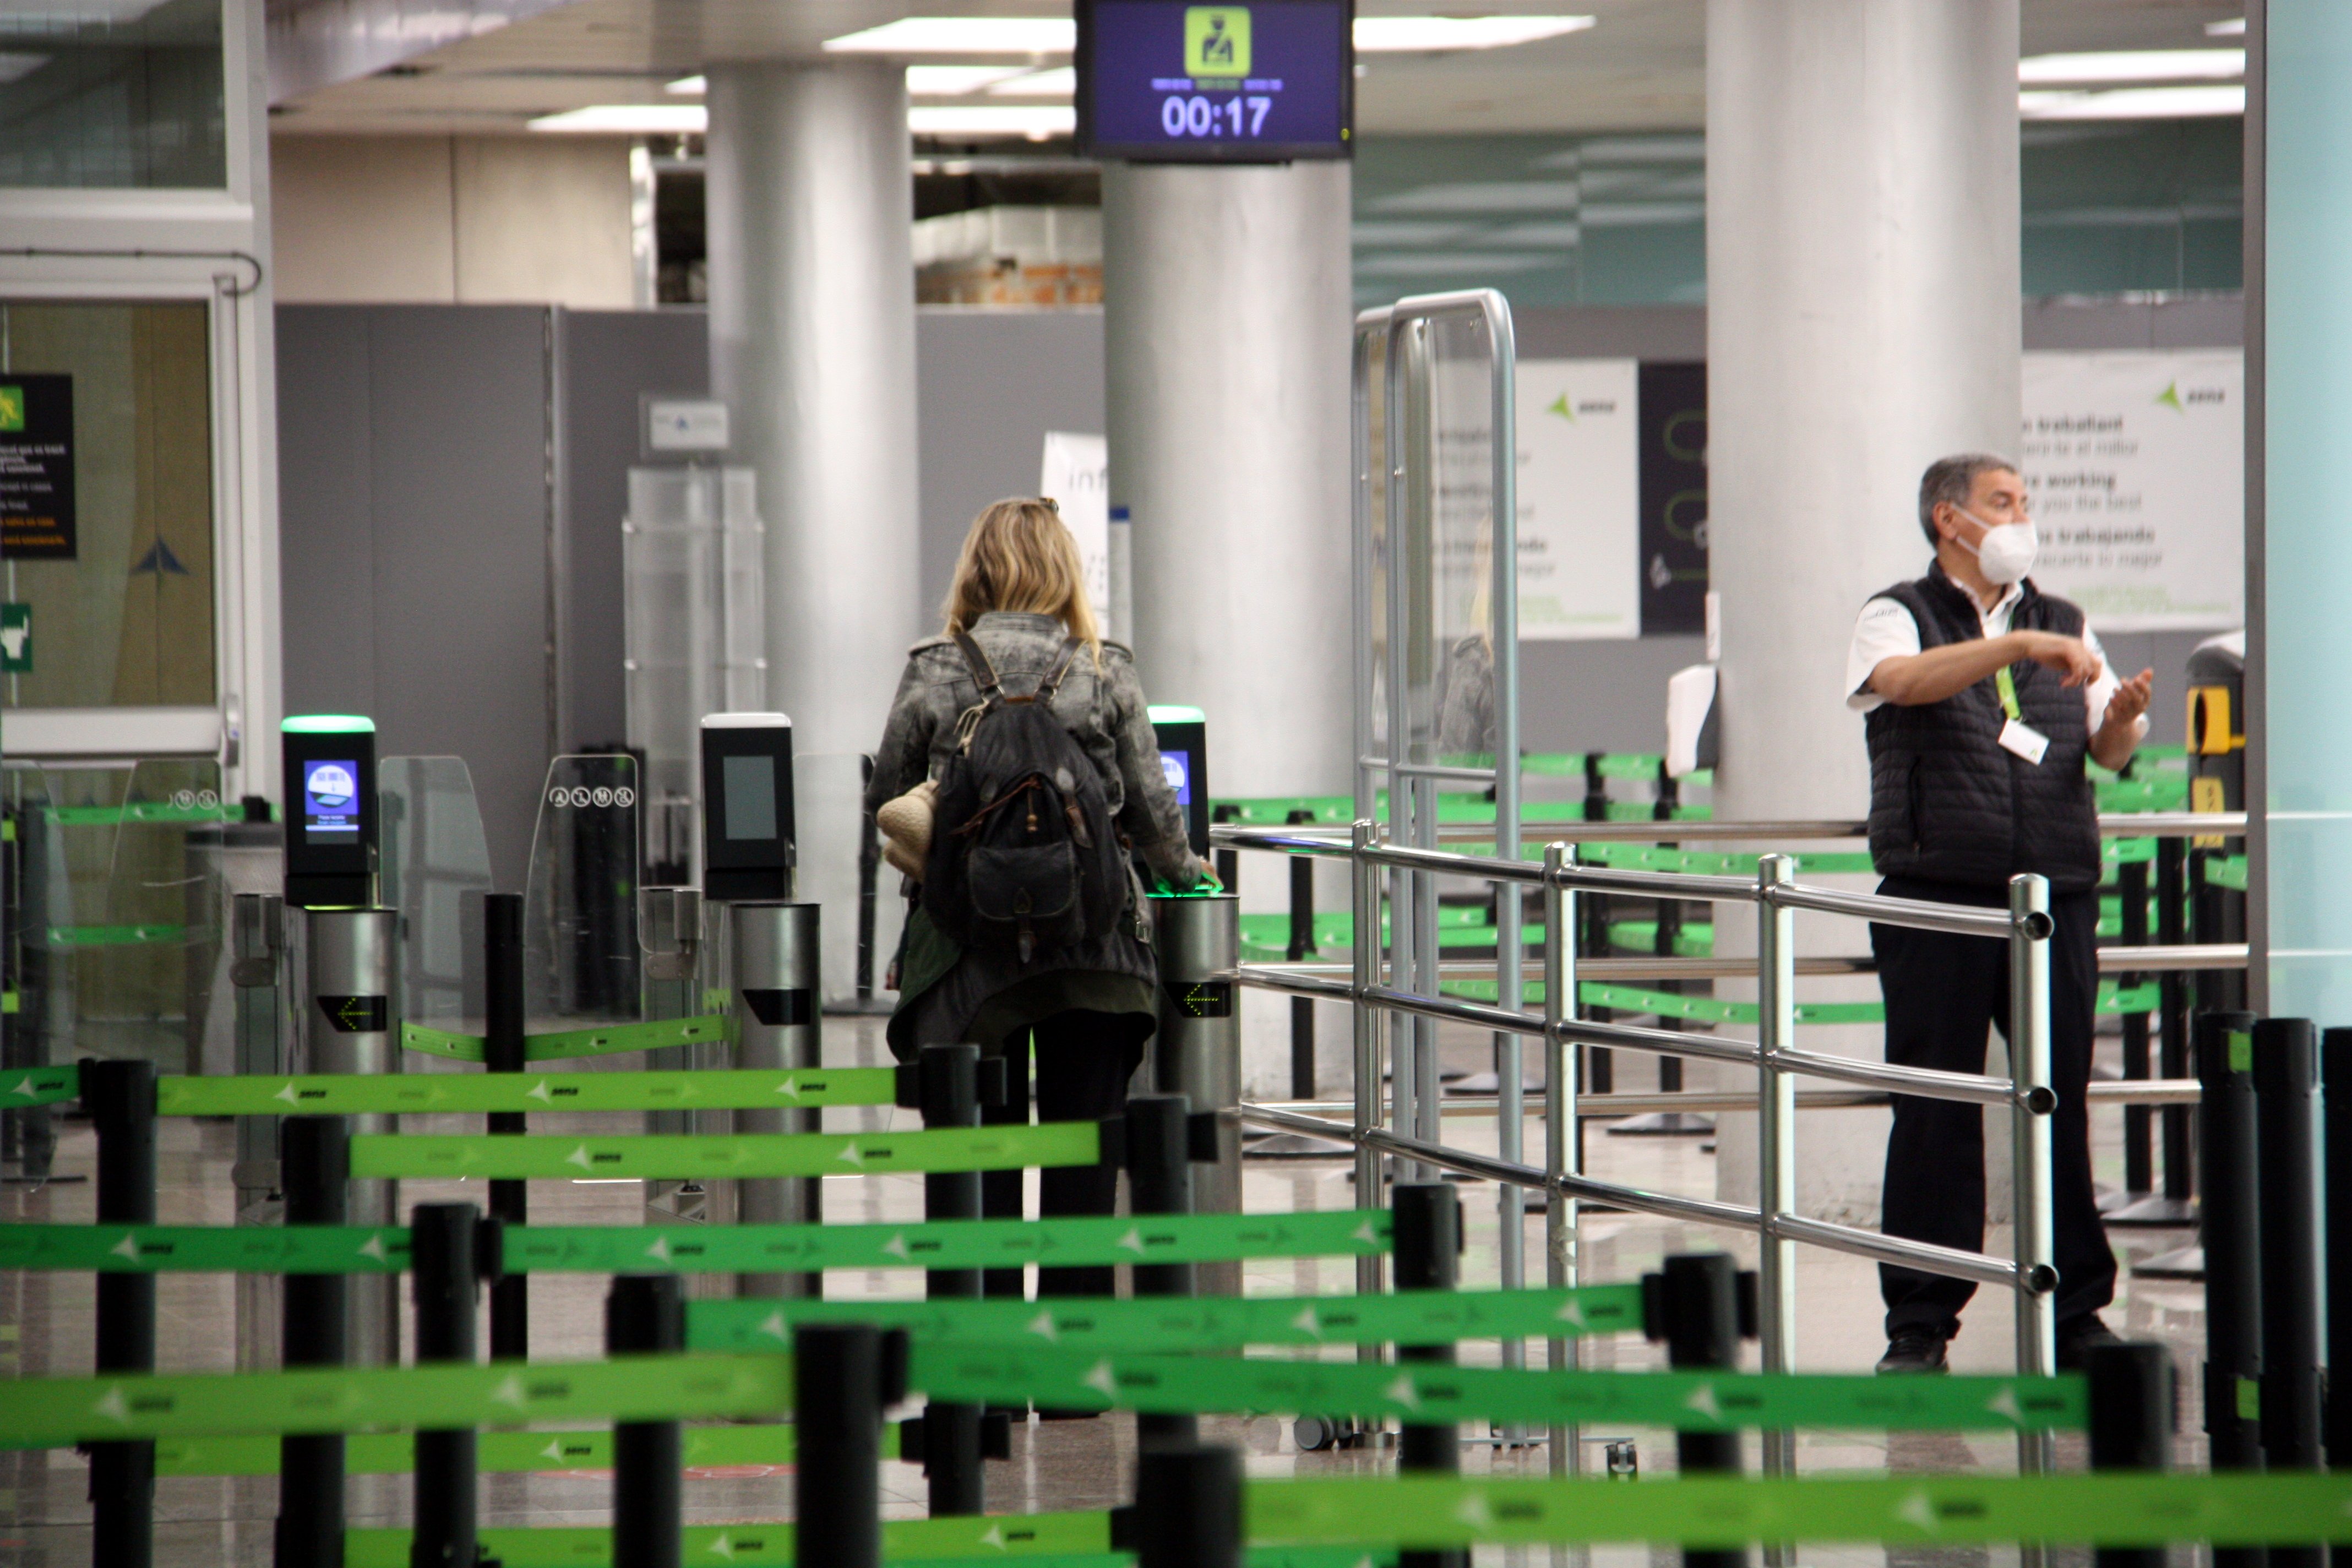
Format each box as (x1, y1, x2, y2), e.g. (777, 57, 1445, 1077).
(1515, 358, 1640, 640)
(2018, 351, 2243, 632)
(0, 374, 74, 561)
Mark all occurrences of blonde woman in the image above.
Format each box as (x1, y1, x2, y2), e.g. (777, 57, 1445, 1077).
(867, 497, 1207, 1303)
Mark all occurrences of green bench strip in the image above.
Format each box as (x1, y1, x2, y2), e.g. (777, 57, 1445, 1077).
(907, 1345, 2084, 1433)
(155, 1066, 897, 1117)
(156, 1422, 885, 1476)
(688, 1283, 1645, 1354)
(346, 1511, 1112, 1567)
(351, 1122, 1102, 1180)
(1245, 1473, 2352, 1549)
(0, 1223, 410, 1273)
(513, 1209, 1391, 1275)
(0, 1353, 790, 1448)
(402, 1014, 730, 1064)
(0, 1064, 81, 1108)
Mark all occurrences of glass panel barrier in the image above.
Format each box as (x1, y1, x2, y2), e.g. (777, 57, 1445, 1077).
(380, 757, 494, 1033)
(94, 758, 226, 1075)
(525, 754, 642, 1027)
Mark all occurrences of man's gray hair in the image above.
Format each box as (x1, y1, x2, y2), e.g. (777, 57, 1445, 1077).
(1918, 453, 2018, 543)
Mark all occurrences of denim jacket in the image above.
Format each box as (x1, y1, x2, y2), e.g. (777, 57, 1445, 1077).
(864, 611, 1204, 890)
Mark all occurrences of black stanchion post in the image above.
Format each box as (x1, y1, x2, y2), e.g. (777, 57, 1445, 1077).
(2118, 856, 2153, 1196)
(484, 892, 528, 1362)
(1211, 803, 1239, 893)
(2195, 1010, 2265, 1568)
(918, 1042, 984, 1515)
(1286, 807, 1317, 1101)
(796, 1323, 901, 1568)
(276, 1115, 350, 1568)
(1134, 1446, 1243, 1568)
(2086, 1341, 2174, 1568)
(2253, 1018, 2324, 1568)
(409, 1202, 483, 1568)
(1654, 1252, 1742, 1568)
(1392, 1182, 1464, 1568)
(1128, 1094, 1201, 1452)
(607, 1275, 684, 1568)
(86, 1057, 157, 1568)
(2323, 1028, 2352, 1471)
(2155, 840, 2194, 1210)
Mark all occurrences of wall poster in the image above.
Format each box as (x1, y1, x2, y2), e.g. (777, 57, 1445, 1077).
(1038, 431, 1112, 629)
(1515, 358, 1640, 640)
(2018, 351, 2242, 631)
(0, 373, 75, 560)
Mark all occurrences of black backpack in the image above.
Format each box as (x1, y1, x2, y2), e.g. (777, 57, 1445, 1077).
(922, 632, 1128, 963)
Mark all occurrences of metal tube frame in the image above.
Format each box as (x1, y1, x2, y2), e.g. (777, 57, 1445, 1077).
(1223, 822, 2075, 1500)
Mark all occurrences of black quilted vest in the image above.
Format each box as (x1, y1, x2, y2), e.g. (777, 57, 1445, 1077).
(1863, 568, 2102, 891)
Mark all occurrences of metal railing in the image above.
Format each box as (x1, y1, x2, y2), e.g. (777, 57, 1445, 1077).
(1213, 818, 2095, 1491)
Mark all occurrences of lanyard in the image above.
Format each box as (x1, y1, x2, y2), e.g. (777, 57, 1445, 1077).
(1994, 665, 2022, 722)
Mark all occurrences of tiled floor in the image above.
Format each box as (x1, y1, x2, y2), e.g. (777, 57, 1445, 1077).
(0, 1016, 2206, 1567)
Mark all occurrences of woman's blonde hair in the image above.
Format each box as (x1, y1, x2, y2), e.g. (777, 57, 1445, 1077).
(942, 497, 1103, 654)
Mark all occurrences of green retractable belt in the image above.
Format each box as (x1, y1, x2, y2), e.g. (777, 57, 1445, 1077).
(0, 1063, 81, 1107)
(401, 1014, 728, 1064)
(0, 1223, 409, 1273)
(344, 1511, 1114, 1567)
(349, 1121, 1101, 1180)
(154, 1065, 898, 1117)
(156, 1422, 886, 1476)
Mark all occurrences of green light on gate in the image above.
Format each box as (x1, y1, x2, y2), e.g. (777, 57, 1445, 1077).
(282, 714, 376, 734)
(1148, 705, 1206, 723)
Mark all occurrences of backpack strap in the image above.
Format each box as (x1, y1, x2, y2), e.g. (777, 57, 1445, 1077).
(951, 631, 1004, 703)
(1015, 637, 1085, 706)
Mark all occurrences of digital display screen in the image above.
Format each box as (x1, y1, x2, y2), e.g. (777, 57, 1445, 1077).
(723, 755, 778, 841)
(1160, 749, 1194, 807)
(1080, 0, 1352, 162)
(302, 759, 362, 843)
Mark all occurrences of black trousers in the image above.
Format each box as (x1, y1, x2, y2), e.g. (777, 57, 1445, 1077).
(979, 1010, 1145, 1300)
(1872, 876, 2116, 1337)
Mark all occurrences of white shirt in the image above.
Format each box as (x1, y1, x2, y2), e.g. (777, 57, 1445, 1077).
(1845, 581, 2147, 739)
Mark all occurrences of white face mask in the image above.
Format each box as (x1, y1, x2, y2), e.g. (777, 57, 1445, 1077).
(1954, 508, 2037, 585)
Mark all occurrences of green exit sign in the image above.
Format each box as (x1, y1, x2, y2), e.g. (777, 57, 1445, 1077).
(1, 602, 30, 672)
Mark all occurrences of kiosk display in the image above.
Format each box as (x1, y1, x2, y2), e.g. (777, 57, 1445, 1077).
(1148, 704, 1211, 859)
(281, 715, 377, 910)
(700, 713, 796, 902)
(1077, 0, 1353, 162)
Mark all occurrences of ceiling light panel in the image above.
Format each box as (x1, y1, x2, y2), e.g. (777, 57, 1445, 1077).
(986, 66, 1075, 96)
(530, 104, 708, 133)
(2018, 85, 2246, 120)
(665, 74, 703, 95)
(825, 18, 1075, 55)
(915, 64, 1035, 94)
(1353, 16, 1595, 52)
(2018, 50, 2243, 85)
(908, 104, 1076, 136)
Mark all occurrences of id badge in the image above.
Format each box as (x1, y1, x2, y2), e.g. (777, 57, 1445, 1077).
(1999, 717, 2050, 765)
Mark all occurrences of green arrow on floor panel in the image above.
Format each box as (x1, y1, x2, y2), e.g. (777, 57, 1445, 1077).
(906, 1344, 2086, 1433)
(0, 1223, 410, 1274)
(400, 1014, 729, 1064)
(156, 1422, 892, 1476)
(688, 1283, 1646, 1354)
(349, 1122, 1102, 1180)
(0, 1063, 81, 1107)
(345, 1511, 1114, 1568)
(0, 1353, 790, 1449)
(155, 1065, 899, 1117)
(511, 1208, 1390, 1275)
(1245, 1472, 2352, 1548)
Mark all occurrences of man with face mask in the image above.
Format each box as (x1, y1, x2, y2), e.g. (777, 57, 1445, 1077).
(1848, 453, 2154, 1375)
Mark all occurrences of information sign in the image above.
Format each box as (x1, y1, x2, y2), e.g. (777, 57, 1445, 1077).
(1079, 0, 1353, 161)
(0, 373, 74, 559)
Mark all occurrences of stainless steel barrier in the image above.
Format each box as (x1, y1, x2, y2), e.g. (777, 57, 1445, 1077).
(1210, 818, 2193, 1493)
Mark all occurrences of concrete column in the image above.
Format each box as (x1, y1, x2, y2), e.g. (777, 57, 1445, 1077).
(1705, 1, 2021, 1218)
(1103, 162, 1354, 799)
(705, 63, 921, 756)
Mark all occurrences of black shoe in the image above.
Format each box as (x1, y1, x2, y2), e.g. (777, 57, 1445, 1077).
(1876, 1325, 1951, 1374)
(2055, 1314, 2123, 1371)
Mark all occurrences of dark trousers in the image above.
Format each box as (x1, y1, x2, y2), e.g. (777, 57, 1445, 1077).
(1873, 876, 2116, 1337)
(979, 1010, 1143, 1300)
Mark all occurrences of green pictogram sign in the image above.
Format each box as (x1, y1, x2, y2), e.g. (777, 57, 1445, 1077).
(1, 601, 30, 672)
(1184, 6, 1251, 76)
